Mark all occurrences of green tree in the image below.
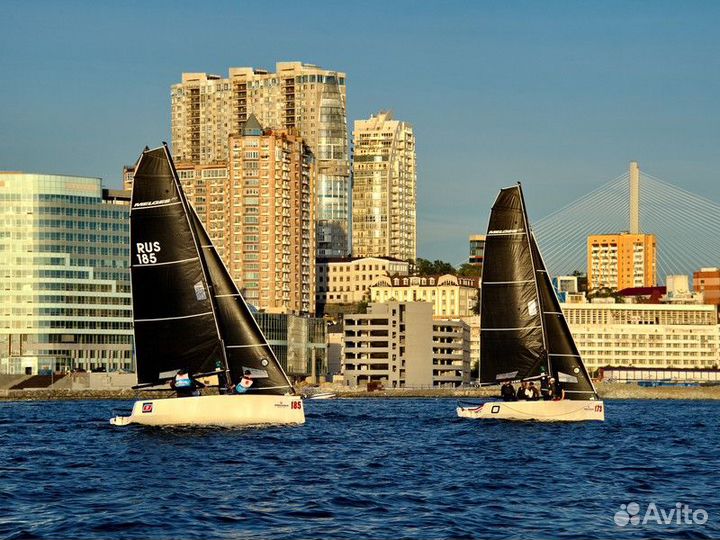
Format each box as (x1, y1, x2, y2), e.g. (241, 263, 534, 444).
(431, 259, 455, 275)
(414, 258, 456, 276)
(457, 263, 482, 278)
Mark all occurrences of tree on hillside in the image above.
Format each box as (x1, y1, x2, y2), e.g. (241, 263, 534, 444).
(457, 263, 482, 278)
(414, 258, 455, 276)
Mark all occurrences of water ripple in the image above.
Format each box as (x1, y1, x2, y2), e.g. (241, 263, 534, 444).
(0, 399, 718, 539)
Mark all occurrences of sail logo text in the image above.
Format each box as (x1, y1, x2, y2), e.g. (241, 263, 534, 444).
(488, 228, 524, 234)
(133, 197, 177, 208)
(614, 502, 708, 527)
(136, 241, 161, 265)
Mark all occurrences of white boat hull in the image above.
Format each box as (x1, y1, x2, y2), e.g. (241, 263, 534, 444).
(110, 394, 305, 427)
(456, 399, 605, 422)
(304, 392, 336, 400)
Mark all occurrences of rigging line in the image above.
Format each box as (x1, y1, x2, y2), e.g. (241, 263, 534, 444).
(540, 247, 583, 275)
(642, 188, 720, 229)
(657, 241, 689, 277)
(534, 173, 629, 224)
(644, 184, 720, 213)
(641, 175, 720, 211)
(536, 183, 627, 221)
(536, 216, 628, 247)
(539, 211, 629, 271)
(648, 220, 720, 260)
(642, 193, 720, 223)
(546, 193, 634, 236)
(534, 190, 629, 234)
(641, 172, 720, 208)
(538, 201, 629, 257)
(642, 210, 718, 236)
(534, 190, 630, 233)
(536, 192, 630, 242)
(669, 238, 720, 266)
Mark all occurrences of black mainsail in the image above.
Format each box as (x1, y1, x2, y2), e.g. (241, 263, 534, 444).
(479, 184, 598, 400)
(130, 145, 294, 395)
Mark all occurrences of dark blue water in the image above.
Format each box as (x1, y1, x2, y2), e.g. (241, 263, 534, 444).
(0, 399, 718, 539)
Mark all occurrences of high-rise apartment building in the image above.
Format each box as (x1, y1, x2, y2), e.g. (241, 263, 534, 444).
(177, 116, 316, 316)
(469, 234, 485, 270)
(352, 112, 416, 260)
(0, 173, 133, 374)
(171, 62, 350, 257)
(587, 232, 656, 290)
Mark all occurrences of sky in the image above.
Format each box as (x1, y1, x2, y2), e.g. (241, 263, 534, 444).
(1, 0, 719, 264)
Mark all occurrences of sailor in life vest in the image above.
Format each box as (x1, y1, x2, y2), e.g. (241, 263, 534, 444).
(234, 370, 254, 394)
(171, 368, 205, 398)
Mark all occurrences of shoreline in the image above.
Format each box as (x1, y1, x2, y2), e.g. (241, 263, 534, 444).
(2, 383, 720, 402)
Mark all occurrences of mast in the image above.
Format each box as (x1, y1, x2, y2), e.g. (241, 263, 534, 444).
(516, 183, 551, 376)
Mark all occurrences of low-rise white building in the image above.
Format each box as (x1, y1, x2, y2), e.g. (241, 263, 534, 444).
(562, 302, 720, 371)
(316, 257, 410, 307)
(370, 274, 479, 317)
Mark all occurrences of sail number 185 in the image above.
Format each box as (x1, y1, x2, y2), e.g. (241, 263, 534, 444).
(136, 241, 161, 265)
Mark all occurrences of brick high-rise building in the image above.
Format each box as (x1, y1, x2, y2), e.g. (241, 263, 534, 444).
(171, 62, 349, 257)
(352, 112, 416, 261)
(176, 115, 316, 316)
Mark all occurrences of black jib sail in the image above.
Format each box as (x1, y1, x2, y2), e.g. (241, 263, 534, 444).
(187, 204, 293, 394)
(530, 233, 598, 400)
(480, 184, 598, 400)
(130, 145, 293, 395)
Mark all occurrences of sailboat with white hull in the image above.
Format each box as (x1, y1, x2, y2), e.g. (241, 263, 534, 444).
(457, 183, 604, 422)
(111, 145, 304, 427)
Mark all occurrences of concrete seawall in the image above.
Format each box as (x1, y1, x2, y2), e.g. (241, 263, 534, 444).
(1, 383, 720, 402)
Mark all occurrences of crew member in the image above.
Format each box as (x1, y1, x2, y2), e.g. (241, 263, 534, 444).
(500, 381, 516, 401)
(170, 369, 206, 398)
(234, 370, 254, 394)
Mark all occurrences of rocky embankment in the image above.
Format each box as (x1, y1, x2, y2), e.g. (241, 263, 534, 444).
(2, 382, 720, 401)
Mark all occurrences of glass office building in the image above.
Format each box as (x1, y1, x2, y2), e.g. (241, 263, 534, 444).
(253, 312, 327, 379)
(0, 173, 133, 374)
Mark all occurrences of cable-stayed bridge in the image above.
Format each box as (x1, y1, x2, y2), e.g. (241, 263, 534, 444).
(533, 163, 720, 282)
